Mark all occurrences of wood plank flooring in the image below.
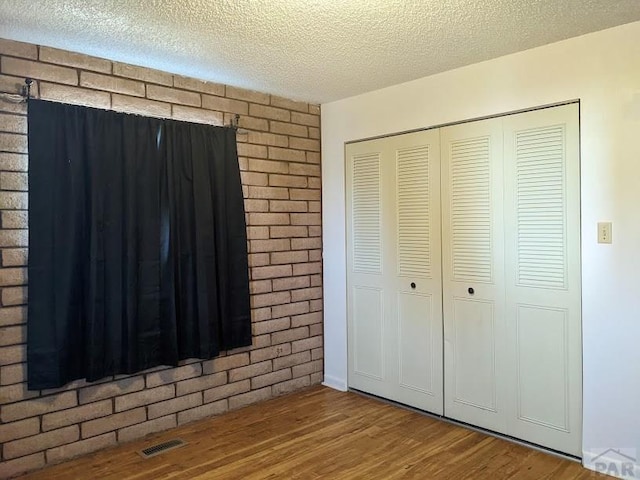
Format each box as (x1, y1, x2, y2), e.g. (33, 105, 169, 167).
(20, 386, 608, 479)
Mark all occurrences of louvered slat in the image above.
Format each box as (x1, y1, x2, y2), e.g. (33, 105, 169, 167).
(450, 137, 492, 282)
(352, 153, 382, 273)
(516, 125, 567, 289)
(397, 146, 431, 277)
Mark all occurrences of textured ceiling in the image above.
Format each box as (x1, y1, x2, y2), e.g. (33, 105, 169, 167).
(1, 1, 639, 103)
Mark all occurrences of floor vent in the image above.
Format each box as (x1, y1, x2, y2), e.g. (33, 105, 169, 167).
(138, 438, 187, 459)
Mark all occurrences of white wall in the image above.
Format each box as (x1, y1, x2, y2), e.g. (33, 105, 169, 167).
(321, 21, 640, 476)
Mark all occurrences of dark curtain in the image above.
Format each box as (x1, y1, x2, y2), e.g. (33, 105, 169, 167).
(27, 100, 251, 390)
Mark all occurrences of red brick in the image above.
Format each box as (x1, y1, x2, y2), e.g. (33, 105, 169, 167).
(237, 143, 268, 159)
(310, 274, 322, 287)
(203, 380, 250, 403)
(309, 226, 322, 237)
(0, 39, 38, 59)
(113, 62, 173, 85)
(172, 105, 224, 125)
(292, 360, 323, 378)
(309, 250, 322, 262)
(293, 262, 322, 275)
(251, 307, 271, 322)
(272, 301, 309, 319)
(0, 113, 26, 134)
(114, 384, 175, 412)
(309, 127, 320, 139)
(291, 287, 323, 302)
(0, 453, 45, 478)
(47, 432, 116, 464)
(272, 327, 310, 345)
(249, 104, 290, 122)
(81, 407, 146, 438)
(247, 186, 289, 200)
(273, 351, 311, 370)
(272, 276, 310, 292)
(290, 137, 320, 152)
(0, 324, 25, 344)
(250, 344, 291, 363)
(291, 111, 320, 127)
(238, 116, 269, 131)
(176, 372, 226, 396)
(40, 47, 111, 72)
(147, 392, 202, 419)
(40, 83, 111, 109)
(247, 225, 269, 238)
(174, 76, 225, 96)
(248, 252, 270, 266)
(203, 353, 249, 374)
(117, 414, 176, 442)
(79, 376, 144, 404)
(2, 286, 27, 306)
(308, 201, 321, 213)
(147, 84, 201, 107)
(0, 344, 25, 366)
(228, 386, 271, 410)
(0, 382, 38, 404)
(271, 250, 308, 265)
(250, 239, 291, 253)
(270, 200, 307, 213)
(43, 400, 112, 431)
(202, 95, 248, 115)
(270, 96, 308, 113)
(312, 347, 324, 360)
(145, 363, 202, 388)
(291, 237, 321, 250)
(4, 425, 79, 459)
(80, 71, 144, 96)
(248, 212, 290, 227)
(291, 312, 323, 328)
(310, 323, 323, 336)
(310, 299, 323, 312)
(0, 133, 27, 153)
(273, 376, 311, 396)
(248, 159, 288, 174)
(269, 174, 307, 188)
(241, 171, 269, 186)
(0, 306, 25, 327)
(307, 151, 321, 164)
(228, 361, 272, 382)
(1, 57, 77, 85)
(251, 291, 290, 309)
(178, 399, 228, 425)
(291, 213, 321, 226)
(251, 369, 292, 389)
(254, 334, 271, 348)
(250, 279, 272, 294)
(289, 163, 321, 176)
(290, 188, 321, 201)
(0, 417, 39, 443)
(268, 147, 306, 162)
(253, 317, 291, 336)
(248, 131, 288, 148)
(252, 265, 292, 280)
(292, 335, 323, 354)
(0, 153, 27, 171)
(0, 361, 25, 385)
(270, 226, 308, 238)
(270, 121, 307, 138)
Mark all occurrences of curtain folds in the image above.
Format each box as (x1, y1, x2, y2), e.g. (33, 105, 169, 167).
(27, 100, 251, 390)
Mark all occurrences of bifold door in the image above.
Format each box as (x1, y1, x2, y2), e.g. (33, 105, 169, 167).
(346, 129, 444, 414)
(346, 103, 582, 457)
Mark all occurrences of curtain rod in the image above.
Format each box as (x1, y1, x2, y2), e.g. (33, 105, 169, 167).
(0, 77, 32, 104)
(1, 78, 249, 134)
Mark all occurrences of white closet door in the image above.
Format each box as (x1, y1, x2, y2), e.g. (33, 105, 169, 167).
(346, 129, 443, 414)
(503, 104, 582, 456)
(441, 118, 508, 433)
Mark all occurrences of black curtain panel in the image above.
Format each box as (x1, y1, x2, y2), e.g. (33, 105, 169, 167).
(27, 100, 251, 390)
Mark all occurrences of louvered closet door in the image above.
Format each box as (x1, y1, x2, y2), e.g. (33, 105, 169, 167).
(346, 129, 443, 414)
(441, 118, 508, 433)
(503, 104, 582, 456)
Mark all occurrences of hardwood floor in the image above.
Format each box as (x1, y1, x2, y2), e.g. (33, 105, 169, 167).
(21, 386, 607, 479)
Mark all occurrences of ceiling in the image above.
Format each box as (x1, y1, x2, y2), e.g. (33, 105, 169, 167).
(1, 1, 639, 104)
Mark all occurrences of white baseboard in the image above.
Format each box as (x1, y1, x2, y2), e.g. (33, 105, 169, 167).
(322, 374, 348, 391)
(583, 449, 639, 479)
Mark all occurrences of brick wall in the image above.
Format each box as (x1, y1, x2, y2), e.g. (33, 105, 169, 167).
(0, 38, 323, 477)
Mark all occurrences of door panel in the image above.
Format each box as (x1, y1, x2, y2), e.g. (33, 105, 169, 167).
(503, 103, 582, 456)
(441, 118, 507, 434)
(346, 129, 443, 415)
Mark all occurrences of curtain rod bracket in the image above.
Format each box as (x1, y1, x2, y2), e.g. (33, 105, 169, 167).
(226, 114, 248, 134)
(21, 78, 33, 101)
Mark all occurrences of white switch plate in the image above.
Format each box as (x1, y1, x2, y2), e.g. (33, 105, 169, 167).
(598, 222, 612, 244)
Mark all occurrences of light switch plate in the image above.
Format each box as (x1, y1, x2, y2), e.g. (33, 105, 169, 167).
(598, 222, 612, 244)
